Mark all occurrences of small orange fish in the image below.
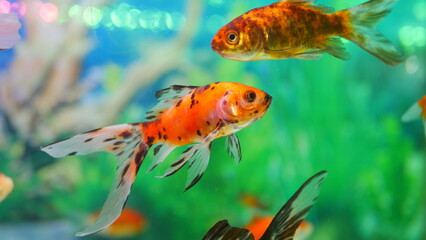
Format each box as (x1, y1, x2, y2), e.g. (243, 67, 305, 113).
(0, 173, 14, 202)
(211, 0, 404, 65)
(41, 82, 272, 236)
(239, 193, 268, 210)
(203, 171, 327, 240)
(92, 208, 147, 238)
(245, 216, 313, 240)
(402, 95, 426, 137)
(0, 13, 21, 50)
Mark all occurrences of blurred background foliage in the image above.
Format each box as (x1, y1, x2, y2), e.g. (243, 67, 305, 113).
(0, 0, 425, 239)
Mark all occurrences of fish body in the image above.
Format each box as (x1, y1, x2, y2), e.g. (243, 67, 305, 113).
(41, 82, 272, 236)
(211, 0, 404, 65)
(0, 173, 14, 202)
(402, 96, 426, 137)
(0, 13, 21, 50)
(203, 171, 327, 240)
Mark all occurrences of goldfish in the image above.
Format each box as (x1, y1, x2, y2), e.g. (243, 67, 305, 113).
(0, 173, 14, 202)
(41, 82, 272, 236)
(92, 207, 147, 238)
(211, 0, 404, 65)
(0, 13, 21, 50)
(239, 193, 268, 210)
(203, 171, 327, 240)
(402, 95, 426, 137)
(244, 215, 312, 240)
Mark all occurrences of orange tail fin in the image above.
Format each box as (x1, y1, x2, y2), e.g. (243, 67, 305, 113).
(337, 0, 404, 65)
(41, 123, 149, 236)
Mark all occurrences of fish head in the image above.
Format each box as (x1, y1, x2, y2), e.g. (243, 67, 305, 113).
(217, 83, 272, 127)
(211, 16, 263, 61)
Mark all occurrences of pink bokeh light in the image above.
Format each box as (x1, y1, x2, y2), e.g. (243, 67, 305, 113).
(0, 0, 11, 13)
(39, 3, 58, 23)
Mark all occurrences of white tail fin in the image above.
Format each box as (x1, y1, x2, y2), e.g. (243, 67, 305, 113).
(339, 0, 404, 65)
(0, 13, 21, 50)
(41, 123, 149, 236)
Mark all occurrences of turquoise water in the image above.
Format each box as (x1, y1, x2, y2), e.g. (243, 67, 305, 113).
(0, 0, 425, 239)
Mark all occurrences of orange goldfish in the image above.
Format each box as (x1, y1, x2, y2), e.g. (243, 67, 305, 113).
(92, 207, 147, 238)
(0, 13, 21, 50)
(41, 82, 272, 236)
(211, 0, 404, 65)
(203, 171, 327, 240)
(245, 216, 313, 240)
(0, 173, 14, 202)
(402, 95, 426, 137)
(239, 193, 268, 210)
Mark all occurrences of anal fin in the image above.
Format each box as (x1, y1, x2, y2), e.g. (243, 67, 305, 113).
(323, 38, 350, 60)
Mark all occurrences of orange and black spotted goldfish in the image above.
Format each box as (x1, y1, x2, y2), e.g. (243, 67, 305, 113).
(0, 13, 21, 50)
(203, 171, 327, 240)
(402, 95, 426, 137)
(41, 82, 272, 236)
(211, 0, 404, 65)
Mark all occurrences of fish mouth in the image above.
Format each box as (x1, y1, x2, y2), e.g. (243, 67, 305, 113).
(264, 93, 272, 108)
(210, 40, 221, 53)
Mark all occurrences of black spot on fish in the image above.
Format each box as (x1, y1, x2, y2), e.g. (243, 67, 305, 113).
(147, 136, 155, 146)
(190, 99, 195, 109)
(119, 130, 133, 139)
(196, 100, 199, 104)
(146, 115, 156, 120)
(183, 146, 192, 153)
(191, 92, 195, 99)
(104, 138, 115, 142)
(171, 158, 185, 167)
(176, 99, 182, 107)
(224, 91, 229, 96)
(163, 127, 167, 132)
(158, 131, 162, 139)
(130, 122, 140, 126)
(83, 128, 101, 134)
(211, 86, 215, 90)
(121, 164, 130, 178)
(68, 152, 77, 156)
(178, 136, 182, 141)
(223, 100, 227, 105)
(114, 141, 124, 146)
(203, 84, 210, 90)
(84, 138, 93, 142)
(113, 146, 119, 151)
(163, 135, 168, 140)
(206, 121, 210, 126)
(154, 144, 162, 155)
(197, 130, 202, 136)
(254, 110, 259, 114)
(235, 101, 238, 105)
(185, 174, 204, 191)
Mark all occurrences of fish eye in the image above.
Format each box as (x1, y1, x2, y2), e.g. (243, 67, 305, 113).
(227, 31, 239, 44)
(244, 90, 256, 102)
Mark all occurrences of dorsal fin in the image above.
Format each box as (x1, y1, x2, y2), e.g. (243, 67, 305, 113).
(278, 0, 334, 13)
(155, 85, 197, 100)
(145, 85, 197, 120)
